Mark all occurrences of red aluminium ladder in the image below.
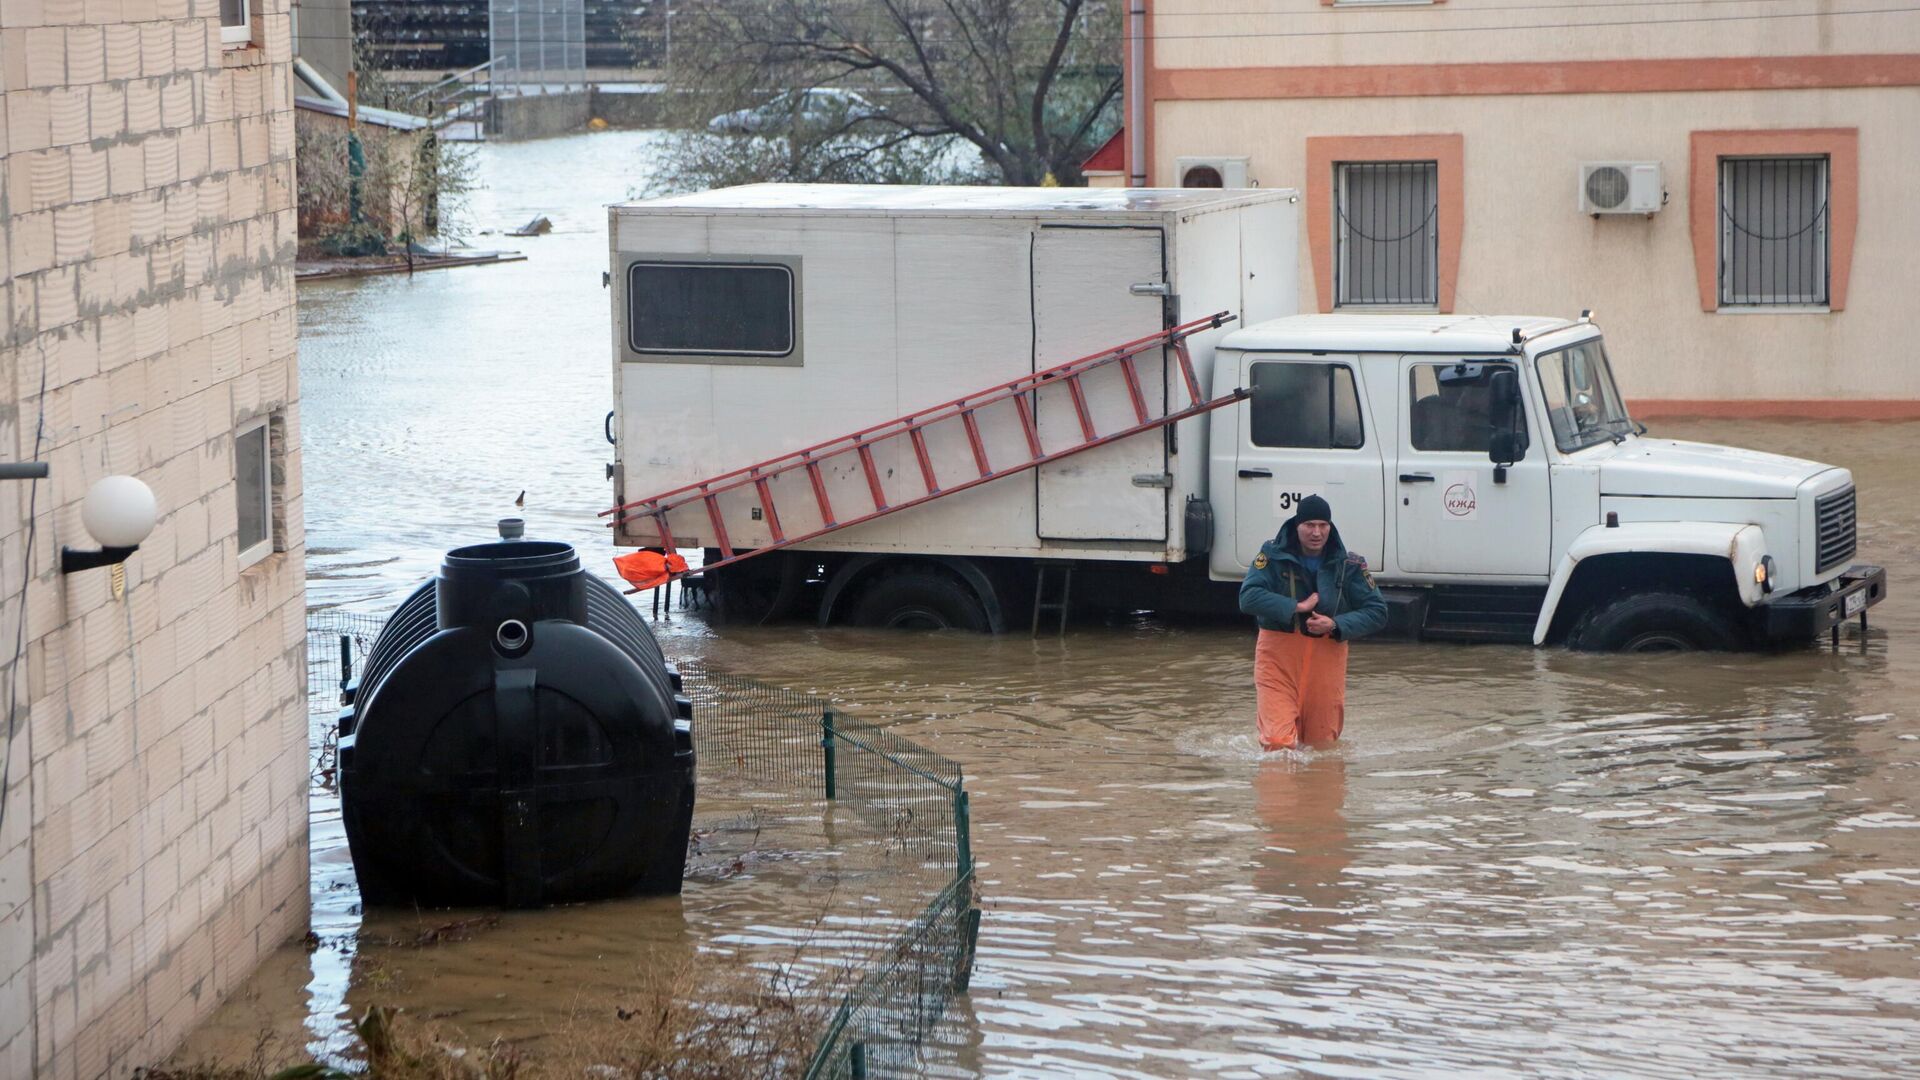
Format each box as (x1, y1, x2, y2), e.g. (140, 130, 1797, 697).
(600, 311, 1244, 591)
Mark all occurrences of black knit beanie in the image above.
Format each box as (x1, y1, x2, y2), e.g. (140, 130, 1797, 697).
(1295, 493, 1332, 524)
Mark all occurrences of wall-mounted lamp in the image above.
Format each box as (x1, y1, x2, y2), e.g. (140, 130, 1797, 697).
(62, 476, 157, 575)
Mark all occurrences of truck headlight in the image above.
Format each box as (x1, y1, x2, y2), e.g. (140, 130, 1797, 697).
(1755, 555, 1775, 594)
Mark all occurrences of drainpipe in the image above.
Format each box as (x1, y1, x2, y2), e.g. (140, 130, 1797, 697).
(1128, 0, 1147, 186)
(293, 57, 348, 105)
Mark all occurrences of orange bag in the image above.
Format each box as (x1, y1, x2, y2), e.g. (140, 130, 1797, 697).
(612, 550, 688, 590)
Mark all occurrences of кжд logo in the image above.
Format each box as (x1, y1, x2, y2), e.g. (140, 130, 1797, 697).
(1444, 482, 1477, 517)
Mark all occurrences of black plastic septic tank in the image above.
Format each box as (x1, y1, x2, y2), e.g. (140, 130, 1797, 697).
(338, 539, 695, 908)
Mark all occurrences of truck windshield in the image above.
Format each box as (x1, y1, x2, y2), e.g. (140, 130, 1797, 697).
(1535, 338, 1632, 452)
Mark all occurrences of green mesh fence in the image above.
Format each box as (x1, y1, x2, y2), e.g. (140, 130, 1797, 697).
(306, 610, 388, 709)
(307, 612, 980, 1077)
(684, 672, 980, 1079)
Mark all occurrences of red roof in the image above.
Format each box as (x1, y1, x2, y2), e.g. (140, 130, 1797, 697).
(1082, 129, 1124, 172)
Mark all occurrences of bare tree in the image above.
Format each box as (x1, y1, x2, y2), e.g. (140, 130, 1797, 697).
(653, 0, 1121, 189)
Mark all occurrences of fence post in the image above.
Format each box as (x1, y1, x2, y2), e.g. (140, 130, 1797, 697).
(954, 788, 972, 878)
(821, 707, 836, 800)
(337, 633, 353, 700)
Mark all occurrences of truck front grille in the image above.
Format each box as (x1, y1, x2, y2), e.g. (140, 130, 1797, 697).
(1814, 485, 1857, 575)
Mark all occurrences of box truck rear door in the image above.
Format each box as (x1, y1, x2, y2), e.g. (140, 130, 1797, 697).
(1032, 226, 1169, 542)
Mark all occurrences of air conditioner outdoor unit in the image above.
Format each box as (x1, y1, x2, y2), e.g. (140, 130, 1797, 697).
(1177, 156, 1253, 188)
(1580, 162, 1663, 215)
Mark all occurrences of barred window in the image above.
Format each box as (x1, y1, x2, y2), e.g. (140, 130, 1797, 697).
(1720, 156, 1829, 307)
(1336, 161, 1438, 307)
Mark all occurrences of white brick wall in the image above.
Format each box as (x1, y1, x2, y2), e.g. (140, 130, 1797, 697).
(0, 0, 306, 1071)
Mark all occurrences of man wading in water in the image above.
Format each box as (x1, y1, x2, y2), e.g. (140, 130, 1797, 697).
(1238, 495, 1388, 751)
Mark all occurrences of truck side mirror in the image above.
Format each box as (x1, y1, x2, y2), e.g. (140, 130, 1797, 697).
(1489, 429, 1525, 466)
(1486, 369, 1528, 469)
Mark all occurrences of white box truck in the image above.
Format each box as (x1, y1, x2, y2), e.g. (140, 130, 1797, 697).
(605, 185, 1884, 650)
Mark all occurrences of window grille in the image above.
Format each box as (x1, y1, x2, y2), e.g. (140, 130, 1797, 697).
(1336, 161, 1439, 307)
(1720, 156, 1829, 307)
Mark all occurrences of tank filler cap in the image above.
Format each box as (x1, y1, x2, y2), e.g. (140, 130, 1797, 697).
(498, 517, 525, 540)
(495, 619, 531, 654)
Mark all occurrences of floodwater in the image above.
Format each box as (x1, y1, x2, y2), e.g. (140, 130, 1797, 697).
(175, 130, 1920, 1077)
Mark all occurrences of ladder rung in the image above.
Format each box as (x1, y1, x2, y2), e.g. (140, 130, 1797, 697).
(654, 511, 674, 553)
(753, 476, 784, 543)
(960, 409, 991, 478)
(909, 425, 940, 494)
(1066, 374, 1096, 441)
(1174, 340, 1204, 407)
(1118, 355, 1150, 424)
(804, 458, 837, 526)
(702, 492, 733, 559)
(856, 441, 888, 510)
(1014, 395, 1043, 461)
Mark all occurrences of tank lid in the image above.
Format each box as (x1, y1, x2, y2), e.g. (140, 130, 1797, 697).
(443, 539, 579, 575)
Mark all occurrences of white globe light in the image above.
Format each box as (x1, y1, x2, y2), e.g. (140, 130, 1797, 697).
(80, 475, 157, 549)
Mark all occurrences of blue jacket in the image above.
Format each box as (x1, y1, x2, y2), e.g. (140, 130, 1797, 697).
(1238, 519, 1389, 641)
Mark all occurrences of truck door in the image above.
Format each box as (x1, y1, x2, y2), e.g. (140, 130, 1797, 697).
(1031, 226, 1168, 542)
(1394, 356, 1551, 576)
(1231, 355, 1385, 570)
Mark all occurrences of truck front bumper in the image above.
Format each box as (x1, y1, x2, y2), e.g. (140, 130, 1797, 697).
(1763, 564, 1887, 642)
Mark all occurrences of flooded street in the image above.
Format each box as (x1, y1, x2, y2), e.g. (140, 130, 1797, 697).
(181, 131, 1920, 1076)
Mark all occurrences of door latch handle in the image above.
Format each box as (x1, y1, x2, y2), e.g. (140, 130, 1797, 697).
(1131, 473, 1173, 488)
(1238, 468, 1272, 479)
(1398, 473, 1435, 483)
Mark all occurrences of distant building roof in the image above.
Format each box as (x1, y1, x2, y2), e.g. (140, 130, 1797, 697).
(1083, 129, 1124, 173)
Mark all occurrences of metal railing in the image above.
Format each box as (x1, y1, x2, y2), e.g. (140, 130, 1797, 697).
(306, 612, 980, 1077)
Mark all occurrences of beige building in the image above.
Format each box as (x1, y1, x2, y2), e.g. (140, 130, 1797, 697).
(1112, 0, 1920, 415)
(1, 0, 308, 1072)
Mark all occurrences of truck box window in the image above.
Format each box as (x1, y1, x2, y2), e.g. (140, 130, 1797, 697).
(628, 261, 795, 358)
(1250, 362, 1363, 449)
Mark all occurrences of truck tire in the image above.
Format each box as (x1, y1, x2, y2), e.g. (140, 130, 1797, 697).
(850, 570, 989, 632)
(711, 554, 801, 626)
(1566, 590, 1742, 653)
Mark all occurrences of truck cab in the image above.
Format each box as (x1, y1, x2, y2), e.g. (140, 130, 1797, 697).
(1206, 314, 1886, 649)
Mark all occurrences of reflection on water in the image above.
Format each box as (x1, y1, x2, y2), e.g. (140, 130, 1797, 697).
(174, 131, 1920, 1075)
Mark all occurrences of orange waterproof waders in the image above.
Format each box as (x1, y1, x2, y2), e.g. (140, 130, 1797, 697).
(1254, 628, 1348, 751)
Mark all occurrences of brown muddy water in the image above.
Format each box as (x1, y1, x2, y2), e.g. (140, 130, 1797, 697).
(171, 132, 1920, 1077)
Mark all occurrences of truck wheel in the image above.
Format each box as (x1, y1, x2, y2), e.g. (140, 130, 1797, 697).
(851, 570, 989, 632)
(712, 555, 801, 625)
(1567, 591, 1742, 652)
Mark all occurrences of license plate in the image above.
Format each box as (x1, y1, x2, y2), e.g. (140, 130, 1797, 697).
(1844, 589, 1867, 617)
